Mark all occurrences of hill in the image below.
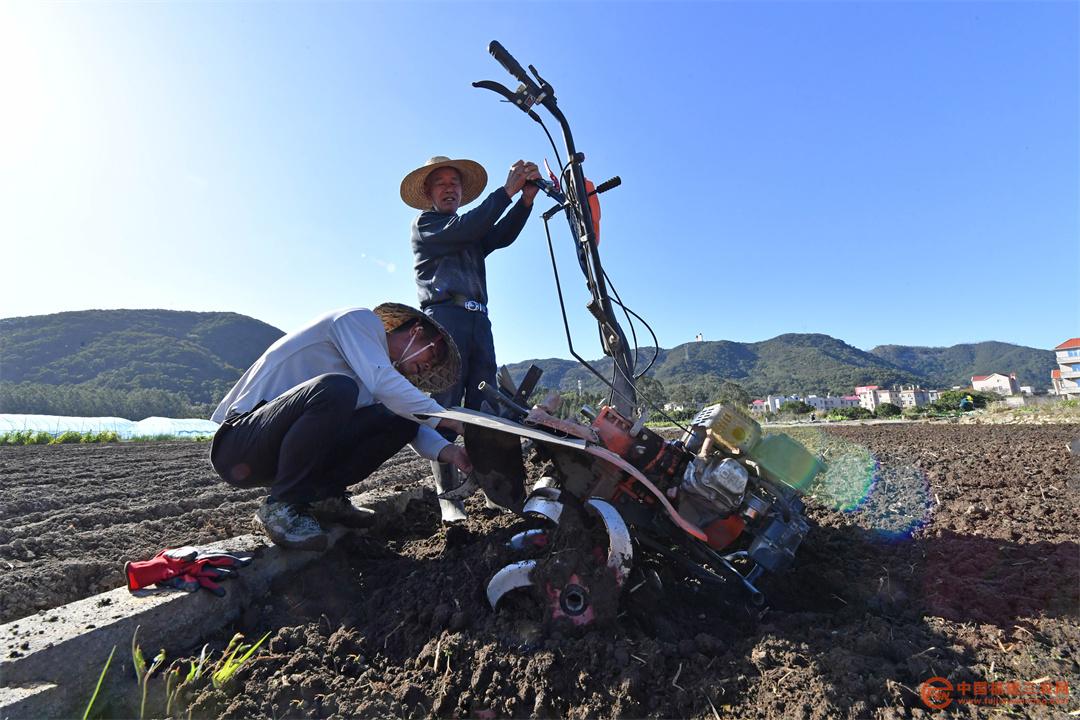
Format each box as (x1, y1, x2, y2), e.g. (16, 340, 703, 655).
(506, 334, 916, 398)
(507, 335, 1054, 399)
(869, 342, 1055, 390)
(0, 310, 283, 416)
(0, 309, 1056, 417)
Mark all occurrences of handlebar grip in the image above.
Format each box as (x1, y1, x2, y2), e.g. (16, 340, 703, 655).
(594, 176, 622, 194)
(473, 80, 543, 123)
(488, 41, 533, 88)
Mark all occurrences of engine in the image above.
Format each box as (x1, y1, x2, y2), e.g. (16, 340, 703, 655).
(677, 404, 822, 570)
(587, 402, 823, 573)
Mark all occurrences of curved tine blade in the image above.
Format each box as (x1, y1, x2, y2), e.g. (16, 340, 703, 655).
(529, 484, 562, 501)
(522, 495, 564, 525)
(486, 559, 538, 610)
(532, 476, 559, 491)
(584, 498, 634, 585)
(507, 528, 548, 552)
(437, 473, 479, 500)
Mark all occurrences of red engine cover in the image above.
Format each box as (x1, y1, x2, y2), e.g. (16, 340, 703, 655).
(591, 406, 637, 458)
(704, 515, 746, 550)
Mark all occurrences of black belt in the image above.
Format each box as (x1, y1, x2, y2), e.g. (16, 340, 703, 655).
(428, 295, 487, 314)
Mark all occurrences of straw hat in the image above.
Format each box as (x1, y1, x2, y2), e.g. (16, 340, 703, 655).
(400, 156, 488, 210)
(373, 302, 461, 394)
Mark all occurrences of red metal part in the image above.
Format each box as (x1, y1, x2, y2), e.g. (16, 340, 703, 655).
(591, 406, 636, 457)
(584, 444, 708, 542)
(545, 574, 595, 626)
(703, 515, 746, 550)
(586, 178, 601, 246)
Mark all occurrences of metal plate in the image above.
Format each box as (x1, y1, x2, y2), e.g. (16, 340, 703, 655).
(423, 408, 589, 450)
(422, 408, 706, 542)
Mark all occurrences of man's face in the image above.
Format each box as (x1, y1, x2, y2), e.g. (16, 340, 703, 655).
(425, 167, 463, 214)
(394, 326, 444, 378)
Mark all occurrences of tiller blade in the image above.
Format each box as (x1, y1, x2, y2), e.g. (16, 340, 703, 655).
(486, 495, 634, 627)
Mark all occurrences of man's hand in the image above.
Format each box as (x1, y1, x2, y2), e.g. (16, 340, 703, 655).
(438, 444, 473, 475)
(437, 418, 465, 437)
(521, 162, 542, 206)
(504, 160, 540, 200)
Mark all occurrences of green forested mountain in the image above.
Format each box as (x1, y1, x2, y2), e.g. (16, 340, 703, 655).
(0, 308, 1056, 417)
(0, 310, 283, 415)
(507, 334, 1054, 399)
(506, 334, 915, 398)
(869, 342, 1055, 390)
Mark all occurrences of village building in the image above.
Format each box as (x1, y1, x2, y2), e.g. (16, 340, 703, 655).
(804, 395, 860, 411)
(895, 386, 933, 409)
(857, 386, 893, 411)
(971, 372, 1020, 396)
(1051, 338, 1080, 398)
(762, 394, 802, 413)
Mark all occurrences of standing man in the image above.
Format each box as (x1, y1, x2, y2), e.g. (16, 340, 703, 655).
(210, 303, 472, 550)
(401, 155, 540, 521)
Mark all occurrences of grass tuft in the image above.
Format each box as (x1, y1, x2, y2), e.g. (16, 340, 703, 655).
(82, 645, 116, 720)
(211, 631, 271, 689)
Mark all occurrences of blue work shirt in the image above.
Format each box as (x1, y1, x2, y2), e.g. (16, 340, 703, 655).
(411, 188, 532, 308)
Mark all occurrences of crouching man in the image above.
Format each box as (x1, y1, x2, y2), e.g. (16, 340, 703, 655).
(209, 303, 472, 551)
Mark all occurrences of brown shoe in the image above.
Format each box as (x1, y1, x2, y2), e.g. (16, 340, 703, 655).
(310, 495, 376, 528)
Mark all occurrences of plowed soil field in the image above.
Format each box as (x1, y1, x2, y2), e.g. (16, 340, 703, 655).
(2, 423, 1078, 718)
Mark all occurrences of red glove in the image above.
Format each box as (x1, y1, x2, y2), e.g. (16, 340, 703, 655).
(157, 561, 237, 597)
(125, 547, 251, 596)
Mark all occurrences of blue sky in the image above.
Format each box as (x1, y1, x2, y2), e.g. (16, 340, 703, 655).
(2, 1, 1076, 364)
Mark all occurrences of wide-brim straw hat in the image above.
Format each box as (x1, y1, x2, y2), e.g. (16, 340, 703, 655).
(400, 156, 488, 211)
(373, 302, 461, 394)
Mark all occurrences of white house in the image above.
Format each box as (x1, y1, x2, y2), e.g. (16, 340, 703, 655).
(855, 385, 879, 412)
(1051, 338, 1080, 398)
(763, 395, 802, 413)
(896, 386, 932, 409)
(805, 395, 860, 411)
(972, 373, 1019, 397)
(856, 385, 899, 411)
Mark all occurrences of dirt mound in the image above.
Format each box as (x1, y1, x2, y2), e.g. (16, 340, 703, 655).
(180, 424, 1079, 718)
(3, 424, 1078, 717)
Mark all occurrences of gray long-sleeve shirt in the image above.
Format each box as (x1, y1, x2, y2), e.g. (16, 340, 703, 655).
(210, 308, 449, 461)
(411, 188, 532, 307)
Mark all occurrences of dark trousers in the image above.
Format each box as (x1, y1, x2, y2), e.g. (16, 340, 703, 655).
(209, 374, 418, 504)
(426, 305, 497, 426)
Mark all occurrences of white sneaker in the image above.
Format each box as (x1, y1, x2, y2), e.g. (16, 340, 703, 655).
(254, 499, 328, 551)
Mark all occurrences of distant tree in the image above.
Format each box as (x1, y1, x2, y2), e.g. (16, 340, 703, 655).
(714, 380, 750, 408)
(875, 402, 902, 418)
(779, 400, 814, 415)
(827, 406, 873, 421)
(932, 389, 999, 412)
(0, 381, 206, 419)
(528, 385, 607, 420)
(634, 375, 668, 410)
